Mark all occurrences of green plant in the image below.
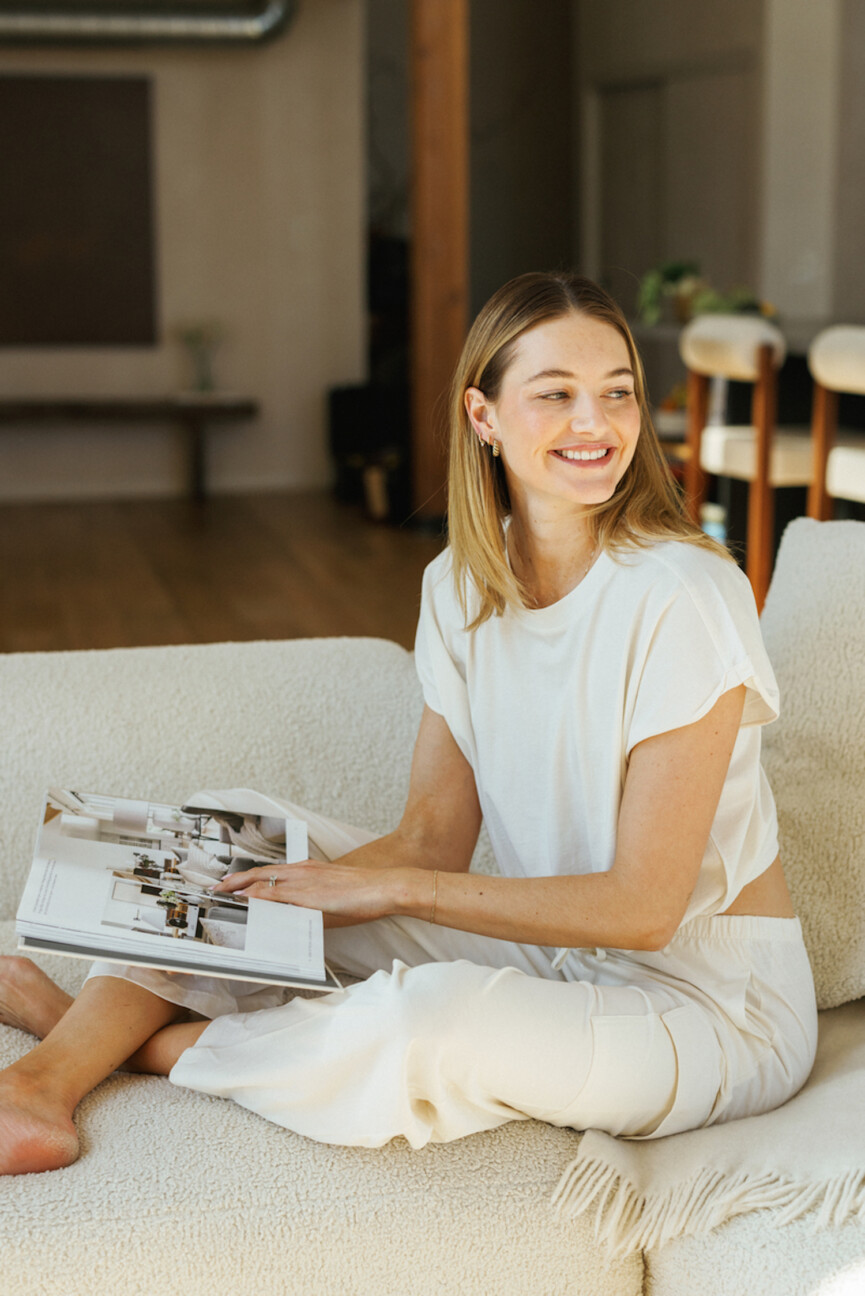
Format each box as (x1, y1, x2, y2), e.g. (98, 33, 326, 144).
(689, 284, 776, 318)
(637, 262, 777, 325)
(636, 261, 702, 326)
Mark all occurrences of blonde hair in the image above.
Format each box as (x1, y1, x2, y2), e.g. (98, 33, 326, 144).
(447, 271, 732, 629)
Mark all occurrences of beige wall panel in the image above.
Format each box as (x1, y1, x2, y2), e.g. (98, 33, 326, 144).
(758, 0, 842, 320)
(833, 0, 865, 322)
(663, 68, 758, 290)
(575, 0, 763, 302)
(576, 0, 762, 83)
(597, 83, 662, 315)
(0, 0, 365, 501)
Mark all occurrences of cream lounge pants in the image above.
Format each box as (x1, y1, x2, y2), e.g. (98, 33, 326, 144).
(87, 799, 818, 1149)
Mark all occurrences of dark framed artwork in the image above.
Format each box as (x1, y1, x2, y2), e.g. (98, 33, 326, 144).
(0, 3, 295, 46)
(0, 74, 157, 346)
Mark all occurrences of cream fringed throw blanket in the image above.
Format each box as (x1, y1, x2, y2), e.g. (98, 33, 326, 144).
(553, 999, 865, 1255)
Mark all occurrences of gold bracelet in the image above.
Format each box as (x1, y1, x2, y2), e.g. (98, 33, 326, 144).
(430, 870, 438, 925)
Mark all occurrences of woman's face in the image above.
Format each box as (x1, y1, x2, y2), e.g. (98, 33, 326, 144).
(465, 311, 642, 520)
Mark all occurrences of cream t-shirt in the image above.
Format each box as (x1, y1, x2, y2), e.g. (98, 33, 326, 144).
(414, 539, 780, 925)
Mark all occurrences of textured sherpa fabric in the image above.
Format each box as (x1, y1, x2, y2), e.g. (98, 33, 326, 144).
(0, 637, 638, 1296)
(0, 638, 420, 914)
(644, 1193, 865, 1296)
(760, 518, 865, 1009)
(0, 926, 642, 1296)
(0, 636, 496, 920)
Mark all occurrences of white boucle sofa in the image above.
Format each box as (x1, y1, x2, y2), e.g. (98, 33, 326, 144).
(2, 518, 865, 1296)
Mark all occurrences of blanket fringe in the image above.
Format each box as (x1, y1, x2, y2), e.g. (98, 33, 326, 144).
(551, 1155, 865, 1256)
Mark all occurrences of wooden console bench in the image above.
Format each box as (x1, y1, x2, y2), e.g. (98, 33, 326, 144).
(0, 395, 260, 500)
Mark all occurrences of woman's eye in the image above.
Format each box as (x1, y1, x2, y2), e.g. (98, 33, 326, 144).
(606, 388, 634, 400)
(540, 391, 568, 401)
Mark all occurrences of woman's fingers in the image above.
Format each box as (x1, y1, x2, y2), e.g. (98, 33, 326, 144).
(212, 864, 289, 894)
(212, 860, 398, 924)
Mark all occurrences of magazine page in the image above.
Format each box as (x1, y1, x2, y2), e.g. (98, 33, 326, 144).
(17, 789, 332, 988)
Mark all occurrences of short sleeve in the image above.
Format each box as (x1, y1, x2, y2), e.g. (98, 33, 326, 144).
(412, 551, 479, 767)
(625, 558, 779, 754)
(414, 569, 446, 717)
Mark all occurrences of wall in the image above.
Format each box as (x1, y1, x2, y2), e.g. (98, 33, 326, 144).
(832, 0, 865, 323)
(576, 0, 865, 339)
(758, 0, 842, 323)
(0, 0, 366, 501)
(574, 0, 764, 402)
(367, 0, 408, 239)
(575, 0, 763, 311)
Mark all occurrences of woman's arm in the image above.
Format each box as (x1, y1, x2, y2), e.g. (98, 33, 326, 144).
(334, 704, 483, 875)
(212, 706, 482, 913)
(215, 687, 745, 951)
(395, 684, 747, 951)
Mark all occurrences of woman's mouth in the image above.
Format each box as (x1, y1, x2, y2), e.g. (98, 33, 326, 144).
(551, 447, 613, 464)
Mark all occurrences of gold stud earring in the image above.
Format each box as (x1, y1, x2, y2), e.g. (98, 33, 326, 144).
(491, 440, 500, 457)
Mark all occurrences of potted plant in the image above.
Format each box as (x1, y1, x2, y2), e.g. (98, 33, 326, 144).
(636, 261, 703, 326)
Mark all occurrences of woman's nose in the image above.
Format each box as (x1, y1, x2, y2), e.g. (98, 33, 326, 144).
(569, 391, 605, 430)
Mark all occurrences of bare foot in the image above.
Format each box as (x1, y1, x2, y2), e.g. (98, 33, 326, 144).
(0, 1071, 79, 1175)
(0, 957, 73, 1040)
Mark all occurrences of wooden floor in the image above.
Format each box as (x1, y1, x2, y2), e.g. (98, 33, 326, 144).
(0, 491, 446, 654)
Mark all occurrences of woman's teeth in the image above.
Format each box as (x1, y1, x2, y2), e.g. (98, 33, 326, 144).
(556, 447, 610, 461)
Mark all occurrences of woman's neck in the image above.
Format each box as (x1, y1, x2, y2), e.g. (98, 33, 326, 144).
(507, 509, 597, 609)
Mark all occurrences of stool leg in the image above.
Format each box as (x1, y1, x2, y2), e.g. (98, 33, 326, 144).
(807, 383, 838, 521)
(684, 370, 710, 526)
(747, 345, 776, 611)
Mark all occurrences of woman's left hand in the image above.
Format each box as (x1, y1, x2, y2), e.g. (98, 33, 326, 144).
(210, 860, 410, 926)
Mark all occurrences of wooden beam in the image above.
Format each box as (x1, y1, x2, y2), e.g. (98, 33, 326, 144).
(410, 0, 469, 521)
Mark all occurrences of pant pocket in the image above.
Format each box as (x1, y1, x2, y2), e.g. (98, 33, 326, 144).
(554, 1012, 674, 1137)
(635, 1003, 725, 1140)
(556, 1004, 724, 1140)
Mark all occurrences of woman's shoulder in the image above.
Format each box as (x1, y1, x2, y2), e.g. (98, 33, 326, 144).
(419, 546, 467, 633)
(615, 539, 753, 609)
(422, 545, 454, 587)
(420, 546, 457, 610)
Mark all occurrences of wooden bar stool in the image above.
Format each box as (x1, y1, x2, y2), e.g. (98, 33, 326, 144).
(807, 326, 865, 520)
(679, 314, 812, 611)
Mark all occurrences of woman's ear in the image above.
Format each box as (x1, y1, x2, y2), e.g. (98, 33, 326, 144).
(464, 387, 495, 444)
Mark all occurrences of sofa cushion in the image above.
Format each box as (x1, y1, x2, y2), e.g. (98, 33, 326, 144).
(0, 637, 424, 919)
(644, 1206, 865, 1296)
(760, 518, 865, 1008)
(0, 921, 643, 1296)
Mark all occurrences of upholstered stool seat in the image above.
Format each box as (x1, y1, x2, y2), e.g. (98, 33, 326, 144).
(680, 313, 799, 609)
(825, 442, 865, 503)
(807, 325, 865, 516)
(699, 424, 813, 486)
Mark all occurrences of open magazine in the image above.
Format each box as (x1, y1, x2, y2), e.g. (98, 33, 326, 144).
(16, 789, 341, 992)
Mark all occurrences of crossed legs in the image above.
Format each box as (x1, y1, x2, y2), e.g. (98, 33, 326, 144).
(0, 956, 209, 1175)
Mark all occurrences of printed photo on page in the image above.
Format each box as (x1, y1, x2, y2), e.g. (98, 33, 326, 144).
(16, 789, 339, 991)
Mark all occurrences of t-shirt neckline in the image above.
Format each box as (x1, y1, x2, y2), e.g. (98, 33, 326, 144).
(509, 547, 612, 629)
